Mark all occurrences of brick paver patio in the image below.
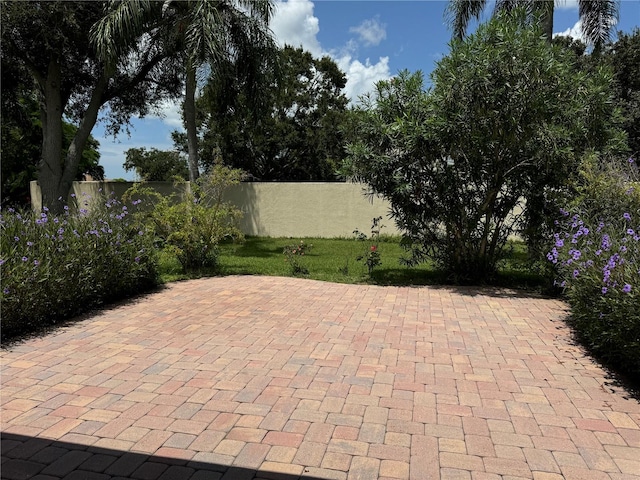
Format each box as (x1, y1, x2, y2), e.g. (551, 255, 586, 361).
(1, 276, 639, 479)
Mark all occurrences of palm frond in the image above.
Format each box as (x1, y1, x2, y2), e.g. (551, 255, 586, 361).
(445, 0, 488, 40)
(579, 0, 619, 49)
(90, 0, 160, 65)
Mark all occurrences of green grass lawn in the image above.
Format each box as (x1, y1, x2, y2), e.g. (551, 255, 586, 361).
(159, 236, 547, 290)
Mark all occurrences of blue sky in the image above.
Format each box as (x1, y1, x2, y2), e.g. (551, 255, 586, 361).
(94, 0, 640, 180)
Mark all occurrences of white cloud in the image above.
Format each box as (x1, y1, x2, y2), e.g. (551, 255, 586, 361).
(556, 0, 579, 10)
(336, 55, 390, 102)
(553, 20, 585, 42)
(271, 0, 322, 56)
(271, 0, 391, 103)
(146, 98, 184, 130)
(349, 17, 387, 47)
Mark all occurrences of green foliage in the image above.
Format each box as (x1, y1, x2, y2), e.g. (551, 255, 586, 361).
(0, 195, 158, 340)
(445, 0, 618, 49)
(354, 216, 384, 275)
(126, 164, 245, 272)
(2, 0, 182, 212)
(343, 11, 624, 283)
(123, 147, 188, 181)
(198, 46, 349, 180)
(553, 29, 640, 160)
(283, 240, 313, 276)
(609, 29, 640, 158)
(551, 156, 640, 376)
(0, 59, 103, 207)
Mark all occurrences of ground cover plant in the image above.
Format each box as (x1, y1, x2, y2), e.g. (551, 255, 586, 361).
(551, 157, 640, 376)
(0, 193, 158, 340)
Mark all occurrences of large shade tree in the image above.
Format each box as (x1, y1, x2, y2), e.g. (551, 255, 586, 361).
(1, 1, 181, 214)
(199, 45, 349, 181)
(446, 0, 619, 49)
(92, 0, 278, 183)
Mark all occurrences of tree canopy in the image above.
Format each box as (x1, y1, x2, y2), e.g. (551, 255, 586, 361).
(1, 55, 102, 207)
(1, 0, 181, 213)
(198, 45, 350, 181)
(93, 0, 278, 183)
(123, 147, 188, 182)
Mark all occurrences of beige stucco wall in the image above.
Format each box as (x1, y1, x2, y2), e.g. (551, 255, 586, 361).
(224, 182, 397, 238)
(30, 181, 398, 238)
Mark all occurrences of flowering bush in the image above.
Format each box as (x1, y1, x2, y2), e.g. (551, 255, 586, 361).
(354, 216, 384, 276)
(0, 193, 158, 340)
(550, 157, 640, 374)
(283, 240, 312, 276)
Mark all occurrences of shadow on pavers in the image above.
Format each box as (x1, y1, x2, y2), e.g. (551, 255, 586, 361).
(1, 285, 168, 348)
(1, 432, 330, 480)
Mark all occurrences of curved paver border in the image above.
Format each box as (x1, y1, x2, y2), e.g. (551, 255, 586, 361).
(1, 276, 639, 479)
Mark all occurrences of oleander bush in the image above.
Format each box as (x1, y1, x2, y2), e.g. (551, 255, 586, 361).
(0, 193, 158, 340)
(550, 157, 640, 375)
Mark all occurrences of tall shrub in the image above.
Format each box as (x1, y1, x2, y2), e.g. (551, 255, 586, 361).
(342, 9, 624, 283)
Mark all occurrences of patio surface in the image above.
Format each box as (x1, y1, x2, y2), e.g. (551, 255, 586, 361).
(1, 276, 639, 480)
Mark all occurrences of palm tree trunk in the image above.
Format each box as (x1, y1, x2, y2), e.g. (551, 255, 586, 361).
(540, 0, 554, 42)
(185, 62, 200, 183)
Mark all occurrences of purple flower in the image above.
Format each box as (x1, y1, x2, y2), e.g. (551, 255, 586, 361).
(33, 260, 39, 266)
(629, 157, 635, 164)
(623, 284, 632, 293)
(21, 256, 28, 262)
(3, 287, 9, 294)
(0, 259, 5, 265)
(27, 241, 33, 247)
(14, 236, 19, 242)
(555, 239, 564, 248)
(602, 287, 608, 294)
(627, 229, 635, 235)
(623, 213, 631, 221)
(573, 269, 580, 278)
(134, 257, 140, 263)
(595, 249, 602, 256)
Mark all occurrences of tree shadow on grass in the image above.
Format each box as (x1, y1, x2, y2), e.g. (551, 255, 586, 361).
(0, 432, 329, 480)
